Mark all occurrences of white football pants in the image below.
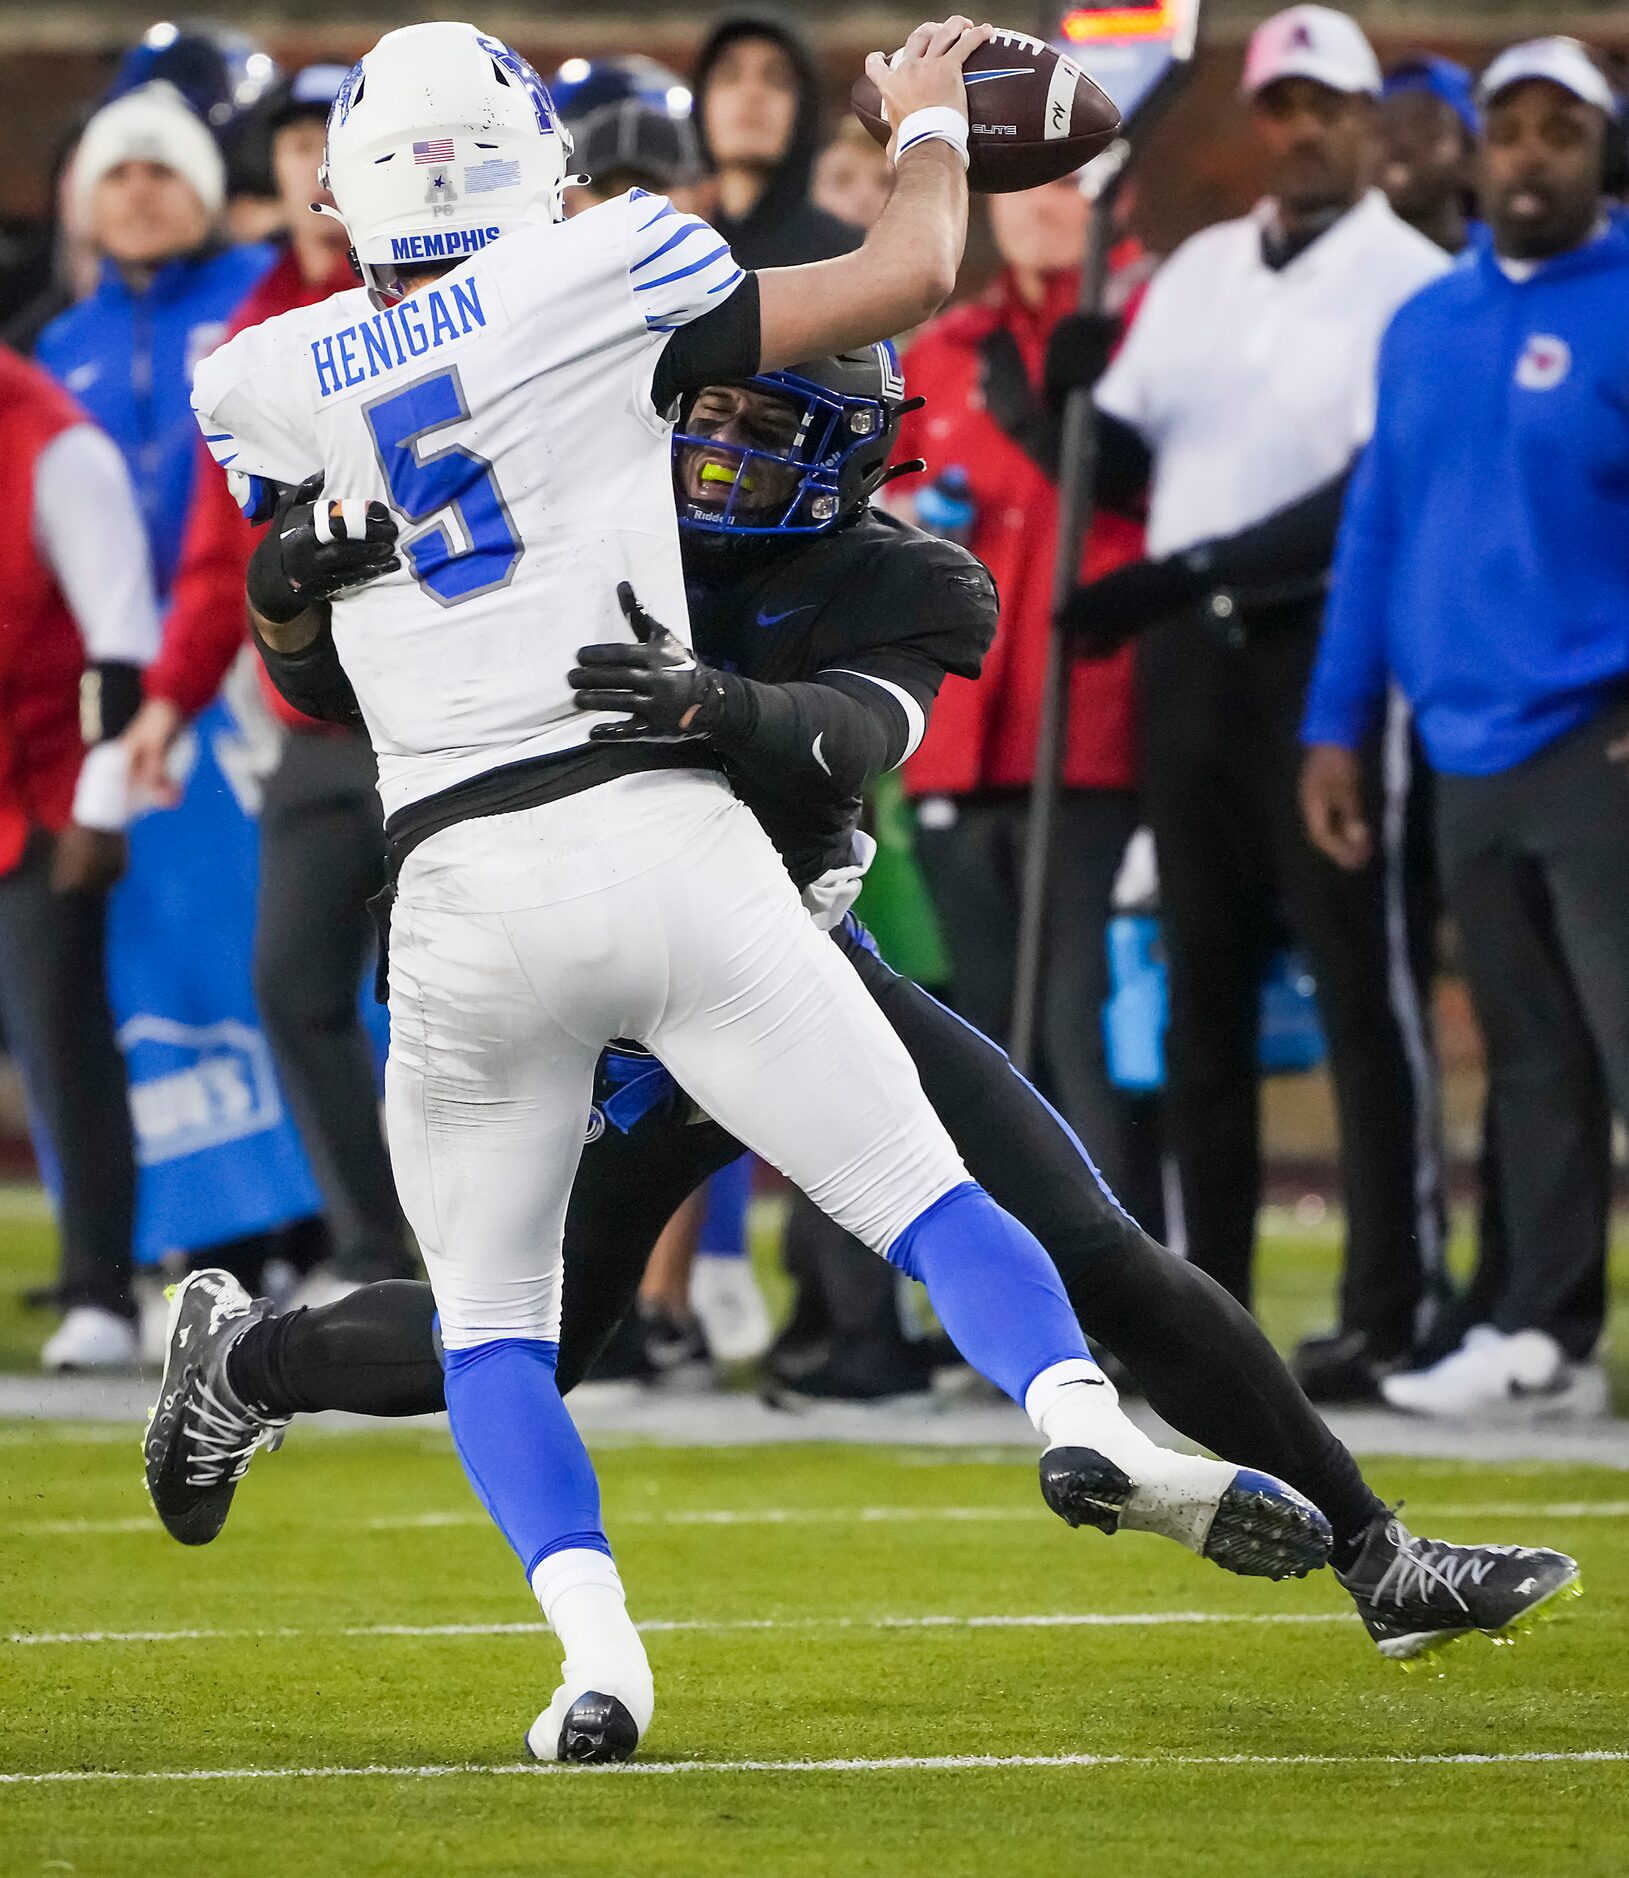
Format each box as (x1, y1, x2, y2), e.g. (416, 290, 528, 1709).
(385, 769, 968, 1349)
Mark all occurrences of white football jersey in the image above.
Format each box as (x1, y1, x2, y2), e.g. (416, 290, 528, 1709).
(192, 191, 745, 819)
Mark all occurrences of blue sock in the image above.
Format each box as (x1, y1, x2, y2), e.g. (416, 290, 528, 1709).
(441, 1338, 611, 1581)
(887, 1182, 1094, 1406)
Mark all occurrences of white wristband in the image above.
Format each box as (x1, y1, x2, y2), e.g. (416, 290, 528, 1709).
(72, 738, 132, 834)
(894, 107, 970, 169)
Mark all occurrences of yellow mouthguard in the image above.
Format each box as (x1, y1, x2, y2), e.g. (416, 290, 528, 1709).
(700, 461, 752, 491)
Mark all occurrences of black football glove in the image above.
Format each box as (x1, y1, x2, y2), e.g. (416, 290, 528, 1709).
(1058, 552, 1212, 660)
(1042, 310, 1123, 415)
(569, 581, 733, 742)
(247, 473, 400, 624)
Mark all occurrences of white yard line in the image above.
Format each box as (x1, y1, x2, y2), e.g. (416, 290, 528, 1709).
(3, 1750, 1624, 1787)
(366, 1505, 1048, 1531)
(12, 1499, 1627, 1541)
(6, 1610, 1356, 1648)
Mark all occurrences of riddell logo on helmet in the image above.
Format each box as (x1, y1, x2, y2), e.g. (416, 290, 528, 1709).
(389, 226, 502, 261)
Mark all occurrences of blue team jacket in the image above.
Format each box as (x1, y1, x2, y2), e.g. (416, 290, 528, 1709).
(35, 239, 325, 1263)
(1303, 215, 1629, 776)
(35, 242, 272, 601)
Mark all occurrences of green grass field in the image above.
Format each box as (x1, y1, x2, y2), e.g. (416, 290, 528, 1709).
(3, 1430, 1627, 1875)
(2, 1195, 1627, 1873)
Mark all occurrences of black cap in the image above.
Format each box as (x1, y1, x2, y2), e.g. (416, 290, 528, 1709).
(264, 62, 349, 136)
(577, 97, 700, 193)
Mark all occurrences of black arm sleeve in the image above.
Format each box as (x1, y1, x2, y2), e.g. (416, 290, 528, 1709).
(708, 651, 941, 804)
(250, 612, 364, 729)
(80, 661, 145, 742)
(650, 275, 763, 414)
(1193, 468, 1351, 598)
(1093, 412, 1153, 520)
(705, 532, 998, 809)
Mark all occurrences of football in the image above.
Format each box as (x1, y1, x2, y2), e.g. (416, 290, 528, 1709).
(851, 27, 1121, 193)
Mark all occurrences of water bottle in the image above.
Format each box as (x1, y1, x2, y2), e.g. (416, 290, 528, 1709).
(1258, 949, 1327, 1076)
(914, 465, 977, 544)
(1102, 913, 1167, 1093)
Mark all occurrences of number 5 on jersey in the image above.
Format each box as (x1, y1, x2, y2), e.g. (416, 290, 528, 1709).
(364, 365, 522, 606)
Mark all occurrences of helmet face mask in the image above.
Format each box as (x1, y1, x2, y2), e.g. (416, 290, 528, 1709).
(320, 23, 575, 302)
(673, 343, 908, 540)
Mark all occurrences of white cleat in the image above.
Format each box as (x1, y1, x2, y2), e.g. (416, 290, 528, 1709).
(41, 1306, 138, 1373)
(1382, 1326, 1610, 1423)
(1028, 1366, 1331, 1580)
(689, 1252, 774, 1363)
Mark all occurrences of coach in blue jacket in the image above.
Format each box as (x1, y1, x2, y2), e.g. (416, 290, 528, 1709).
(1302, 38, 1628, 1421)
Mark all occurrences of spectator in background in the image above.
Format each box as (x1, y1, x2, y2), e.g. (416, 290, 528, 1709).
(1058, 7, 1451, 1395)
(36, 85, 325, 1302)
(1301, 39, 1629, 1420)
(0, 344, 157, 1370)
(37, 85, 270, 597)
(1377, 57, 1479, 253)
(813, 118, 892, 231)
(1374, 55, 1597, 1373)
(101, 20, 283, 245)
(123, 67, 414, 1308)
(690, 13, 861, 267)
(896, 176, 1160, 1232)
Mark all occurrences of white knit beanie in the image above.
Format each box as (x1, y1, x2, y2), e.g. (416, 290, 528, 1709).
(72, 81, 226, 226)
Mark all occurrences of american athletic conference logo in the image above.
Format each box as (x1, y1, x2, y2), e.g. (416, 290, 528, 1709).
(1516, 334, 1571, 392)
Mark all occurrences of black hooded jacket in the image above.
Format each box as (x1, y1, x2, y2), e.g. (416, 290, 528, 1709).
(691, 12, 863, 269)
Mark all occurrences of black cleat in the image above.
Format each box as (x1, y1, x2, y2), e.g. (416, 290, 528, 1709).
(525, 1692, 641, 1765)
(143, 1270, 286, 1546)
(1039, 1447, 1332, 1580)
(1039, 1446, 1135, 1536)
(1292, 1330, 1395, 1405)
(1337, 1514, 1581, 1662)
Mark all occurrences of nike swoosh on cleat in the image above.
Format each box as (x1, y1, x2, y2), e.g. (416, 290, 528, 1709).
(812, 733, 831, 776)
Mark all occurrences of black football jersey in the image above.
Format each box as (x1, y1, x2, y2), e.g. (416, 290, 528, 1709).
(685, 509, 998, 887)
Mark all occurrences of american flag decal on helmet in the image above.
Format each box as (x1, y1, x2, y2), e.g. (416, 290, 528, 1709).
(414, 138, 456, 164)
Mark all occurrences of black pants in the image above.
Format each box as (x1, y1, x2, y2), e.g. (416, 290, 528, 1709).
(1139, 610, 1445, 1352)
(253, 730, 409, 1279)
(1434, 706, 1629, 1359)
(237, 921, 1382, 1549)
(913, 788, 1160, 1227)
(0, 836, 135, 1314)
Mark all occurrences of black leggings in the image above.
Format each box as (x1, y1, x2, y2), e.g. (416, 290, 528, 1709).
(233, 923, 1383, 1548)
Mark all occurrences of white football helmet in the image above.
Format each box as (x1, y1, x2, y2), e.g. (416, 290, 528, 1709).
(320, 22, 575, 298)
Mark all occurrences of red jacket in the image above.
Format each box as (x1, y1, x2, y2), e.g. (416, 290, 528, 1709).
(898, 261, 1148, 798)
(0, 348, 97, 874)
(145, 248, 355, 731)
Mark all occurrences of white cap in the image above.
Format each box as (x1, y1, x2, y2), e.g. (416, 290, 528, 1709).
(1242, 6, 1383, 100)
(72, 82, 225, 226)
(1478, 38, 1619, 116)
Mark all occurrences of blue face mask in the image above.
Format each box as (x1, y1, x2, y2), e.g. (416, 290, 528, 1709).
(673, 366, 896, 539)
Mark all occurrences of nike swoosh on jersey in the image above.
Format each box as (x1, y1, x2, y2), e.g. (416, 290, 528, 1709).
(757, 604, 815, 628)
(812, 732, 831, 776)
